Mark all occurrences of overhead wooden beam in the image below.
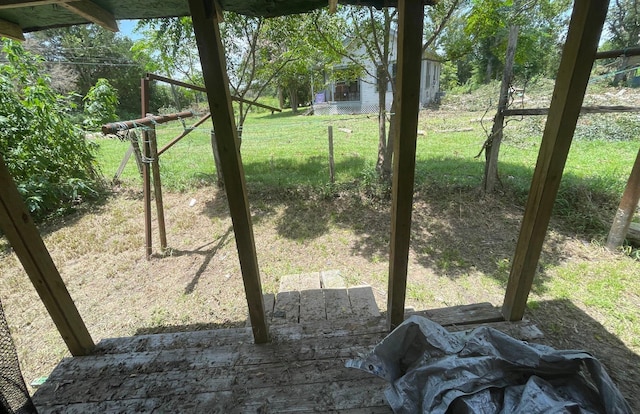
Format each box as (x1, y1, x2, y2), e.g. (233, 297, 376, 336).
(0, 153, 94, 356)
(188, 0, 269, 343)
(0, 17, 24, 41)
(502, 0, 610, 321)
(59, 0, 118, 32)
(387, 0, 424, 331)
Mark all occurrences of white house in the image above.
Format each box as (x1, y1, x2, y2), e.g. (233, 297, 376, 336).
(313, 35, 441, 115)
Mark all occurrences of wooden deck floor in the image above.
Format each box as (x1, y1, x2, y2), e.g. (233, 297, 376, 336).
(32, 271, 542, 413)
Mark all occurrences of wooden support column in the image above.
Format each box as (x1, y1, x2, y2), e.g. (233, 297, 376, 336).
(606, 147, 640, 250)
(188, 0, 269, 343)
(148, 126, 167, 250)
(141, 77, 153, 259)
(502, 0, 609, 321)
(387, 0, 424, 330)
(0, 154, 94, 356)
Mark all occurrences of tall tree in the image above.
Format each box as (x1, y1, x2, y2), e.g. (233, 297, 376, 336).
(30, 25, 148, 118)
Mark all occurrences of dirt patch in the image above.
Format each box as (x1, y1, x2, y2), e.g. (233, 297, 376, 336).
(1, 184, 639, 409)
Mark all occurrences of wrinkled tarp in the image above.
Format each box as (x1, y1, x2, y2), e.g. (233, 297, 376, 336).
(346, 315, 631, 413)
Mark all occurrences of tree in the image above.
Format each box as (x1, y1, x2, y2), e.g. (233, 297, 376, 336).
(31, 25, 149, 118)
(0, 40, 103, 219)
(605, 0, 640, 85)
(83, 78, 119, 130)
(441, 0, 570, 86)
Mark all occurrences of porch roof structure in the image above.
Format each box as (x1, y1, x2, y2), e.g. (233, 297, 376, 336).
(0, 0, 614, 410)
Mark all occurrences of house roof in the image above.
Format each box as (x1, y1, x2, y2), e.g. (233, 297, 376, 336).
(0, 0, 436, 39)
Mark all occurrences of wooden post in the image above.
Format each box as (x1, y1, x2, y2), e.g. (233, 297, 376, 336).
(484, 25, 518, 193)
(387, 0, 424, 331)
(148, 125, 167, 250)
(502, 0, 610, 321)
(129, 130, 144, 177)
(0, 154, 94, 356)
(328, 126, 335, 183)
(606, 146, 640, 250)
(189, 0, 269, 343)
(141, 77, 153, 259)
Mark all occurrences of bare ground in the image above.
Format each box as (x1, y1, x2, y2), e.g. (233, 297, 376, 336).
(1, 181, 639, 409)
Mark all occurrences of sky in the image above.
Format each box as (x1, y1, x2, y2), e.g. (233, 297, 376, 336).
(118, 20, 141, 41)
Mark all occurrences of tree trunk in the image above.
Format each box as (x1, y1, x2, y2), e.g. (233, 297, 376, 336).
(376, 66, 388, 177)
(289, 86, 299, 113)
(483, 25, 519, 194)
(278, 87, 285, 109)
(382, 99, 396, 182)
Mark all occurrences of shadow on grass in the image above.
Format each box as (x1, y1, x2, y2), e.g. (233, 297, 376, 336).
(228, 156, 622, 296)
(527, 298, 640, 410)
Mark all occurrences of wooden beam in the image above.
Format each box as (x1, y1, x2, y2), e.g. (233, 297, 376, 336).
(0, 153, 94, 356)
(502, 0, 610, 321)
(504, 105, 640, 117)
(606, 147, 640, 250)
(59, 0, 118, 32)
(387, 0, 424, 331)
(188, 0, 269, 343)
(0, 0, 71, 9)
(141, 77, 153, 259)
(595, 46, 640, 60)
(0, 17, 24, 41)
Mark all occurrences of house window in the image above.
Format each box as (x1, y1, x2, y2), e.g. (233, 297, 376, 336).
(334, 79, 360, 101)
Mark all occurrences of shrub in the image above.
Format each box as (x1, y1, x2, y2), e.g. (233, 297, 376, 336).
(0, 40, 103, 219)
(83, 78, 119, 130)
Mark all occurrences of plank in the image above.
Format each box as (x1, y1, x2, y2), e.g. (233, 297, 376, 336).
(279, 273, 300, 291)
(321, 269, 345, 288)
(148, 126, 167, 250)
(298, 272, 321, 290)
(445, 320, 544, 341)
(324, 288, 352, 320)
(0, 17, 24, 41)
(0, 153, 94, 356)
(502, 0, 609, 321)
(272, 291, 300, 324)
(59, 0, 118, 32)
(94, 327, 253, 355)
(299, 289, 326, 323)
(387, 0, 425, 330)
(349, 286, 381, 319)
(411, 302, 504, 327)
(189, 0, 268, 343)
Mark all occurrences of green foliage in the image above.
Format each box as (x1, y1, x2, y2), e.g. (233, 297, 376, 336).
(0, 40, 103, 219)
(83, 78, 119, 130)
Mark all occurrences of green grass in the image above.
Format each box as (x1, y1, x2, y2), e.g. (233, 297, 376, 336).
(96, 108, 638, 238)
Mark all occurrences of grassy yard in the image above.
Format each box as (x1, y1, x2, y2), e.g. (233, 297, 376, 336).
(1, 83, 639, 408)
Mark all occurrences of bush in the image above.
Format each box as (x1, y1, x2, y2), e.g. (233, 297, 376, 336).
(83, 78, 119, 130)
(0, 40, 104, 219)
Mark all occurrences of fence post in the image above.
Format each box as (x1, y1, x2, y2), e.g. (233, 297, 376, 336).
(606, 147, 640, 250)
(328, 126, 335, 183)
(148, 124, 167, 250)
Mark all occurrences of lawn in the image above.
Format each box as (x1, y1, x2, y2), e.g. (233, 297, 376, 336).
(1, 83, 639, 408)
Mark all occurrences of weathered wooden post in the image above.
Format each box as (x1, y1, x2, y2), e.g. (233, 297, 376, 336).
(606, 147, 640, 250)
(328, 126, 335, 183)
(148, 120, 167, 251)
(141, 77, 153, 259)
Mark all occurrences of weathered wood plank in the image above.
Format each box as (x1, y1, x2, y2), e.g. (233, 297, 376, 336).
(349, 286, 381, 319)
(502, 0, 609, 321)
(298, 272, 322, 290)
(321, 269, 346, 288)
(387, 0, 425, 330)
(411, 302, 504, 327)
(324, 288, 352, 320)
(0, 153, 94, 356)
(606, 147, 640, 250)
(272, 291, 300, 324)
(279, 273, 300, 291)
(445, 320, 544, 341)
(189, 0, 268, 343)
(94, 327, 253, 355)
(141, 77, 153, 258)
(0, 17, 24, 41)
(299, 288, 326, 323)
